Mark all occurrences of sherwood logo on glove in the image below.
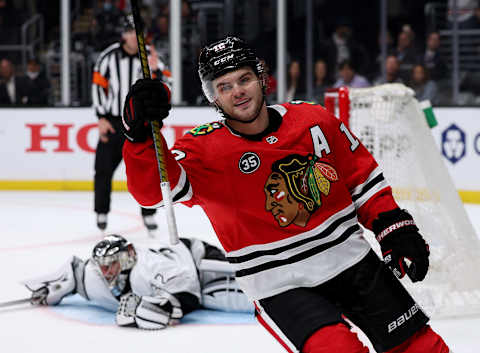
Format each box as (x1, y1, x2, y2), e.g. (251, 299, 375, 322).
(387, 303, 420, 333)
(376, 220, 416, 242)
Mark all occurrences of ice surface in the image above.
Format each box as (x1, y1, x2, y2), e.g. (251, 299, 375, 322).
(1, 191, 479, 353)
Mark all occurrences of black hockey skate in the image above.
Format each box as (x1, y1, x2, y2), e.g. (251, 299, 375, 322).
(142, 215, 158, 237)
(96, 213, 107, 231)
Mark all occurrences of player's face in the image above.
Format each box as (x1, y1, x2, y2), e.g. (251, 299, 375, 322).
(122, 29, 138, 53)
(213, 67, 264, 122)
(99, 260, 121, 283)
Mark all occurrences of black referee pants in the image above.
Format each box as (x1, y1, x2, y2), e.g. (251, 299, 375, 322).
(94, 120, 156, 217)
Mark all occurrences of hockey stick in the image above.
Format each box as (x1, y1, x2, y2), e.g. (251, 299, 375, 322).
(130, 0, 179, 245)
(0, 298, 31, 308)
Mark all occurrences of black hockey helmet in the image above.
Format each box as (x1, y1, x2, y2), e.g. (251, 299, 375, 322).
(198, 36, 265, 102)
(121, 13, 139, 33)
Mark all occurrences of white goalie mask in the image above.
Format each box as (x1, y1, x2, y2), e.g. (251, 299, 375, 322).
(91, 234, 137, 297)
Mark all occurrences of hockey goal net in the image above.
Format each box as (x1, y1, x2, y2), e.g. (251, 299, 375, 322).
(325, 83, 480, 318)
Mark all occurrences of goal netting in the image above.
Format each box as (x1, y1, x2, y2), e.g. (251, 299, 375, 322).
(325, 83, 480, 318)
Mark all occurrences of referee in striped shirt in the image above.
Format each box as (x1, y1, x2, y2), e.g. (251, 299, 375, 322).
(91, 14, 171, 233)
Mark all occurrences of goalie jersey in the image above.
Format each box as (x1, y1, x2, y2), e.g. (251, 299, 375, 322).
(81, 240, 201, 312)
(24, 238, 253, 314)
(123, 102, 399, 301)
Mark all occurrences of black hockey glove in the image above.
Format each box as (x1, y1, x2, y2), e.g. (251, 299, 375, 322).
(372, 208, 430, 282)
(121, 78, 171, 142)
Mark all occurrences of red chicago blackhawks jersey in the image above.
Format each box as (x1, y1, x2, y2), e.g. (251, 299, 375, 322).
(123, 102, 399, 300)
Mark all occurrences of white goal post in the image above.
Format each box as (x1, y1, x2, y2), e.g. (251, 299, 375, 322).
(324, 84, 480, 318)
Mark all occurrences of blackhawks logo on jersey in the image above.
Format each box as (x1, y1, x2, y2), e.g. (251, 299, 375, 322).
(264, 154, 338, 227)
(188, 122, 223, 136)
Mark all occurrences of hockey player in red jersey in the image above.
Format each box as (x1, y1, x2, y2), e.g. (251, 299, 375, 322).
(120, 36, 449, 352)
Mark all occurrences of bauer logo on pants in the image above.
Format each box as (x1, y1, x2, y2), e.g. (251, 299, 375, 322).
(387, 303, 420, 333)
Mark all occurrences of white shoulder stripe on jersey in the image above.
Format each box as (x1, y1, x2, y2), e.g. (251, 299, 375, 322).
(142, 164, 193, 209)
(227, 203, 357, 258)
(353, 178, 390, 211)
(350, 166, 383, 198)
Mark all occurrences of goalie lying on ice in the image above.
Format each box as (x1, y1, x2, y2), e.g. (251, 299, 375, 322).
(23, 234, 253, 329)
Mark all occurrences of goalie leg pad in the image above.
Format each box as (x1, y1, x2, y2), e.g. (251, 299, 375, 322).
(302, 323, 369, 353)
(199, 259, 254, 313)
(202, 276, 254, 313)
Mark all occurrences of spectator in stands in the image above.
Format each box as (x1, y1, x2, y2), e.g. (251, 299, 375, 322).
(422, 32, 448, 81)
(392, 31, 419, 82)
(260, 58, 277, 103)
(448, 0, 479, 29)
(23, 58, 50, 105)
(313, 59, 331, 105)
(0, 79, 8, 104)
(401, 24, 420, 52)
(320, 17, 370, 80)
(150, 14, 170, 64)
(467, 3, 480, 29)
(476, 5, 480, 26)
(92, 0, 125, 51)
(149, 0, 200, 105)
(180, 0, 201, 105)
(333, 59, 370, 89)
(410, 64, 438, 104)
(179, 0, 201, 62)
(252, 1, 276, 72)
(150, 1, 199, 63)
(286, 60, 305, 101)
(0, 58, 31, 105)
(140, 3, 153, 37)
(116, 0, 127, 11)
(373, 30, 394, 77)
(374, 55, 404, 85)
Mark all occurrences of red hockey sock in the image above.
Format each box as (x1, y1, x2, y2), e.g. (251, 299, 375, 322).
(385, 326, 449, 353)
(302, 323, 370, 353)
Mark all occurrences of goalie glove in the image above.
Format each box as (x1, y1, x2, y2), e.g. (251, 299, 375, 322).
(372, 208, 430, 282)
(116, 290, 183, 330)
(121, 78, 171, 142)
(116, 292, 141, 327)
(24, 256, 79, 305)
